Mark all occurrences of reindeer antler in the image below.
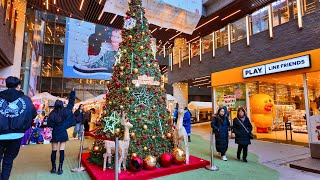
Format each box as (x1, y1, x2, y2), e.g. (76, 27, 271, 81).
(120, 111, 127, 125)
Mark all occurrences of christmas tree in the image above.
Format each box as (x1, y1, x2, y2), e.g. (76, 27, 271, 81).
(89, 0, 174, 167)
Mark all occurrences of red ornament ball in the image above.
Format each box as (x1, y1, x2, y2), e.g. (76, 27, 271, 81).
(115, 82, 121, 88)
(129, 156, 143, 172)
(148, 115, 152, 119)
(137, 141, 141, 146)
(160, 153, 172, 167)
(154, 152, 159, 157)
(155, 128, 159, 132)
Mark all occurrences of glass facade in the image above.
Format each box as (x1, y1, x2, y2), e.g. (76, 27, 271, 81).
(21, 10, 109, 99)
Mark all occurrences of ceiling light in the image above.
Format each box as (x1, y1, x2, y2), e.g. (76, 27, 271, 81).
(195, 16, 219, 30)
(165, 28, 169, 31)
(221, 10, 241, 21)
(46, 0, 49, 10)
(110, 14, 117, 24)
(169, 32, 182, 40)
(98, 11, 104, 20)
(99, 0, 103, 4)
(151, 28, 157, 33)
(80, 0, 85, 11)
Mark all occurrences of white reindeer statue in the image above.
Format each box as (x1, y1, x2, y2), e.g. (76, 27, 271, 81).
(103, 111, 133, 173)
(173, 108, 190, 164)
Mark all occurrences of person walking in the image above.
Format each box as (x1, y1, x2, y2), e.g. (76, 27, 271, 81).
(47, 90, 76, 175)
(0, 76, 37, 180)
(73, 104, 85, 139)
(211, 108, 230, 161)
(183, 107, 192, 142)
(173, 107, 178, 126)
(233, 108, 253, 162)
(84, 108, 95, 134)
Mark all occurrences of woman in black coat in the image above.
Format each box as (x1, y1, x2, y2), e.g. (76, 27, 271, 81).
(47, 90, 76, 175)
(211, 108, 230, 161)
(233, 108, 253, 162)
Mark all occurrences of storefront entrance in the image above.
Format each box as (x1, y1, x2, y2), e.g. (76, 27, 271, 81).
(211, 49, 320, 146)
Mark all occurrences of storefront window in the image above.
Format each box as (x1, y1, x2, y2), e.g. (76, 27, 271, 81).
(231, 17, 246, 43)
(251, 6, 269, 35)
(191, 40, 199, 58)
(215, 83, 247, 120)
(272, 0, 289, 27)
(215, 26, 228, 48)
(202, 34, 213, 54)
(303, 0, 317, 14)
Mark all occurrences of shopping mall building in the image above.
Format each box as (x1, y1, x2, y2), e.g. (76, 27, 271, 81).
(0, 0, 320, 175)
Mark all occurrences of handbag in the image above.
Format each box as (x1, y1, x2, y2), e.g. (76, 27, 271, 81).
(237, 118, 254, 139)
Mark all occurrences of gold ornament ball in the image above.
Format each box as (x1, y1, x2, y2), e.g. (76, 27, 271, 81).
(132, 153, 137, 157)
(128, 35, 133, 39)
(160, 85, 164, 90)
(143, 56, 147, 60)
(115, 128, 120, 134)
(144, 155, 157, 169)
(152, 135, 156, 139)
(147, 63, 150, 68)
(143, 146, 148, 151)
(123, 49, 127, 53)
(139, 46, 144, 50)
(108, 101, 112, 105)
(134, 109, 137, 113)
(106, 81, 110, 84)
(153, 63, 157, 68)
(120, 66, 124, 71)
(120, 105, 124, 109)
(120, 72, 124, 76)
(93, 145, 100, 152)
(103, 96, 106, 100)
(132, 13, 135, 16)
(131, 132, 135, 137)
(143, 125, 148, 130)
(152, 105, 156, 109)
(172, 147, 186, 163)
(133, 68, 138, 74)
(166, 133, 172, 138)
(161, 134, 165, 139)
(141, 32, 145, 36)
(124, 87, 130, 92)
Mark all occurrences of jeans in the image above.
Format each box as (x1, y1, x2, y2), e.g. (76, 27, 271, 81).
(237, 144, 248, 160)
(0, 138, 23, 180)
(73, 123, 83, 139)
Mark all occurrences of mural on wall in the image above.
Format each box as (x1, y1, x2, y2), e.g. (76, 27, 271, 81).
(64, 18, 122, 80)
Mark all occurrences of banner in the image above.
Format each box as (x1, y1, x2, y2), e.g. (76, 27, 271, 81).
(63, 18, 121, 80)
(224, 95, 236, 107)
(103, 0, 202, 34)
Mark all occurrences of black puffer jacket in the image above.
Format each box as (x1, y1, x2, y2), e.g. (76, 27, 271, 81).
(0, 89, 37, 135)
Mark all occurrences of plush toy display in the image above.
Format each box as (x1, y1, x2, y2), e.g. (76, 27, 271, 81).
(250, 94, 274, 133)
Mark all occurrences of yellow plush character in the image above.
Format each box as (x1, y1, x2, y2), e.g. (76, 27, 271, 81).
(250, 94, 274, 133)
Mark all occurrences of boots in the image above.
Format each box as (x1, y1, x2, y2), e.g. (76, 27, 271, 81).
(57, 163, 63, 175)
(188, 135, 191, 142)
(50, 150, 57, 173)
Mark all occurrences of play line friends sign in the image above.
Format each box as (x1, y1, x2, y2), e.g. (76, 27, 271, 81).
(243, 55, 311, 78)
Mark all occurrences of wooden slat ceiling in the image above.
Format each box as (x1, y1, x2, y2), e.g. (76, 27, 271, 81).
(27, 0, 275, 45)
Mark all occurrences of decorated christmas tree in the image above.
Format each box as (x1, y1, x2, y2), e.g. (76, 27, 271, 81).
(89, 0, 174, 168)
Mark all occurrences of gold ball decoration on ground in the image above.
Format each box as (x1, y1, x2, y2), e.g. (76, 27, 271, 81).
(143, 125, 148, 130)
(133, 68, 138, 74)
(166, 133, 172, 138)
(143, 155, 157, 170)
(132, 153, 137, 157)
(172, 147, 186, 164)
(124, 87, 130, 92)
(143, 146, 148, 151)
(139, 46, 144, 50)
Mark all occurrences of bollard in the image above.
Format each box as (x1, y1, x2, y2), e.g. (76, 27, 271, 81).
(72, 124, 86, 172)
(115, 137, 119, 180)
(205, 131, 219, 171)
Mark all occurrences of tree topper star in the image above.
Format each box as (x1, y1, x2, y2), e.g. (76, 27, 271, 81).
(103, 111, 120, 134)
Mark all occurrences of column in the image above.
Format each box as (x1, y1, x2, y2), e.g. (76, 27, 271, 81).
(297, 0, 303, 29)
(303, 73, 311, 145)
(173, 82, 188, 109)
(245, 15, 250, 46)
(212, 87, 217, 114)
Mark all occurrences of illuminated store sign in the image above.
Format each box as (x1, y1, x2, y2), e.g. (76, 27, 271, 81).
(243, 55, 311, 78)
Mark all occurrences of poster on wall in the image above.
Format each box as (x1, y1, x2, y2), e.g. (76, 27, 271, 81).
(224, 95, 236, 107)
(63, 18, 122, 80)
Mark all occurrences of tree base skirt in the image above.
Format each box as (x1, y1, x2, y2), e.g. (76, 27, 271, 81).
(81, 153, 209, 180)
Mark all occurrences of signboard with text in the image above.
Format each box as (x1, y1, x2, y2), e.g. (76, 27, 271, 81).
(243, 55, 311, 78)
